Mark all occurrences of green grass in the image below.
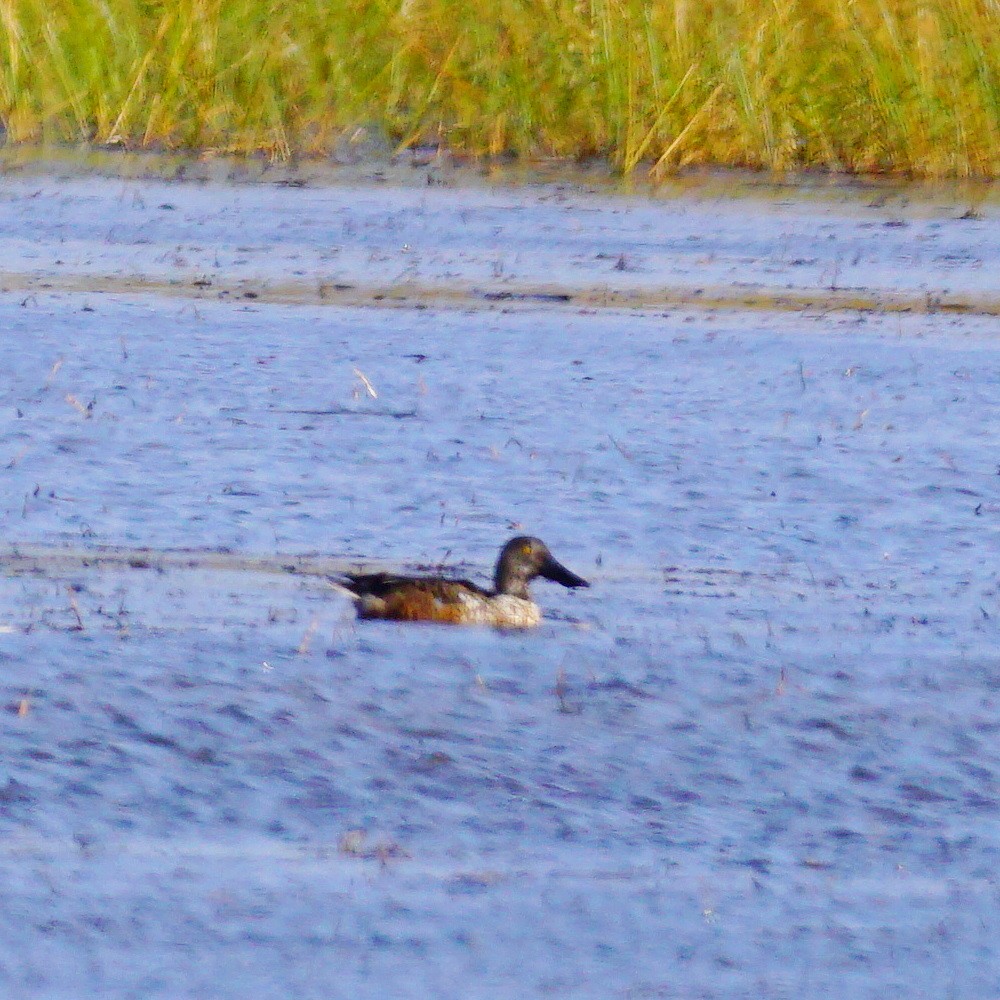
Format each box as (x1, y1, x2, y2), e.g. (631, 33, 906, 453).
(1, 0, 999, 177)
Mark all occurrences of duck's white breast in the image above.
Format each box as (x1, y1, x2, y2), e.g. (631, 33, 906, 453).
(458, 592, 541, 628)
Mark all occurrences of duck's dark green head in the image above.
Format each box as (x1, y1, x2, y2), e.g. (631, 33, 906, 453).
(494, 536, 589, 599)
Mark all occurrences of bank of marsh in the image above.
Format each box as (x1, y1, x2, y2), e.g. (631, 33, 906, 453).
(2, 0, 999, 177)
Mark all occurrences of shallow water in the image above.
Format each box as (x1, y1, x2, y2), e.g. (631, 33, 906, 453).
(2, 162, 1000, 998)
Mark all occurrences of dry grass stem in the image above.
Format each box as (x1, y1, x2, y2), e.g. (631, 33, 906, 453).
(352, 367, 378, 399)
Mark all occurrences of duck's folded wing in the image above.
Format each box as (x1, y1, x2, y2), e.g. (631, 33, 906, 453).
(338, 573, 490, 600)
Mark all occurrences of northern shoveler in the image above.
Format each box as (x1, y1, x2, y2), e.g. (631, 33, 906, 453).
(337, 536, 589, 627)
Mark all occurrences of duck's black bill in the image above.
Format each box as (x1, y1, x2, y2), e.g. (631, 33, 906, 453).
(541, 555, 589, 589)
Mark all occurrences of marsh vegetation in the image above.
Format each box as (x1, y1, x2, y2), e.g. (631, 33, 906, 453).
(1, 0, 999, 176)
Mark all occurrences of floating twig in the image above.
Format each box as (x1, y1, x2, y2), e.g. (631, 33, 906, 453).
(352, 366, 378, 398)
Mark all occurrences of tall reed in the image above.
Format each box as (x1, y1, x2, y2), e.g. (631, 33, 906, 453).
(1, 0, 998, 176)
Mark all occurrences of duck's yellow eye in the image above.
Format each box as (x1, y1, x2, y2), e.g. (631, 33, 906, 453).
(521, 542, 534, 556)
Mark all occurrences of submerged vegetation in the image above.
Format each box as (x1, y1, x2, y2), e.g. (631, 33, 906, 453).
(1, 0, 999, 177)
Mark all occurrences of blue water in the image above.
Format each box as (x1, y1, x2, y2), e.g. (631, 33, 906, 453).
(2, 172, 1000, 997)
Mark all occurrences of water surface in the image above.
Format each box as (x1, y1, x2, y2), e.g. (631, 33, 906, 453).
(1, 162, 999, 998)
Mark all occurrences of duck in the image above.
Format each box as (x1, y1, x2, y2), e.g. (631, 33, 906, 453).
(336, 536, 589, 627)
